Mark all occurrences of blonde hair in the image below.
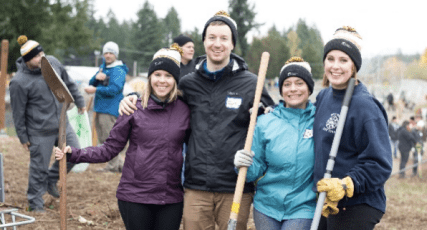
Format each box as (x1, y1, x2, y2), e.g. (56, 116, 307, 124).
(322, 62, 359, 88)
(140, 74, 183, 109)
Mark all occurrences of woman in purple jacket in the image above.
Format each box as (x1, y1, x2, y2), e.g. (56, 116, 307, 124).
(55, 44, 190, 230)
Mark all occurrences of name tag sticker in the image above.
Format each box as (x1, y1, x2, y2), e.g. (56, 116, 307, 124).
(225, 96, 242, 110)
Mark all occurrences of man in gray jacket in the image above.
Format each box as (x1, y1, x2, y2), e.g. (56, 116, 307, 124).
(9, 35, 86, 212)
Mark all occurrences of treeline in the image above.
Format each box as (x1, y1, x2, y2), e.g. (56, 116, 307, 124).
(0, 0, 324, 79)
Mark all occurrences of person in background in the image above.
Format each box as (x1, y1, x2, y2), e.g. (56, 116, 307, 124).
(118, 11, 275, 230)
(389, 116, 400, 159)
(234, 57, 316, 230)
(173, 34, 196, 78)
(398, 120, 417, 178)
(313, 26, 392, 230)
(9, 35, 86, 212)
(410, 115, 425, 177)
(85, 41, 128, 173)
(55, 45, 190, 230)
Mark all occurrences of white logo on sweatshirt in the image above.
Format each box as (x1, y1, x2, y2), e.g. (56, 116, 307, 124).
(323, 113, 340, 134)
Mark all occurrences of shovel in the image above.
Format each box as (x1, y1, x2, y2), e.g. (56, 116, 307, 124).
(41, 56, 74, 230)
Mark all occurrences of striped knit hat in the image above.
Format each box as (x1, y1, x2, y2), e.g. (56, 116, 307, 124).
(17, 35, 44, 62)
(323, 26, 363, 71)
(279, 57, 314, 95)
(202, 11, 238, 47)
(148, 43, 183, 84)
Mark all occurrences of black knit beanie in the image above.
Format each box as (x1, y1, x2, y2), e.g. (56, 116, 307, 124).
(148, 44, 183, 84)
(279, 57, 314, 95)
(173, 34, 193, 47)
(323, 26, 363, 71)
(202, 11, 238, 47)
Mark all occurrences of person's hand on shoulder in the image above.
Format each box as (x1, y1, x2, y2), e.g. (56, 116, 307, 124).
(119, 95, 138, 116)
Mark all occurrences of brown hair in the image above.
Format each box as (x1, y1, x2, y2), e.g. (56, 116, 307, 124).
(140, 74, 182, 109)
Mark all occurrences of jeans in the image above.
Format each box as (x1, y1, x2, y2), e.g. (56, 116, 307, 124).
(390, 140, 398, 158)
(253, 208, 312, 230)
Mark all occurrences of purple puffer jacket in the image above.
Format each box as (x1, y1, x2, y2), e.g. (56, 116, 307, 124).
(69, 97, 190, 205)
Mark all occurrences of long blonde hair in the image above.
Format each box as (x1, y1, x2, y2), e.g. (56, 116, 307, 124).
(140, 74, 183, 109)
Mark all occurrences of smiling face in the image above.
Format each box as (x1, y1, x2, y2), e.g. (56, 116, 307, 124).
(181, 42, 195, 64)
(324, 50, 355, 90)
(281, 77, 309, 109)
(204, 24, 234, 70)
(150, 70, 176, 101)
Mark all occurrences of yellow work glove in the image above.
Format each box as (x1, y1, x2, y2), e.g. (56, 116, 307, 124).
(322, 197, 339, 218)
(317, 176, 354, 202)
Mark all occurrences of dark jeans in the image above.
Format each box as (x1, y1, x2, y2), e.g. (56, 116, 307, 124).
(317, 204, 383, 230)
(118, 200, 183, 230)
(399, 149, 410, 178)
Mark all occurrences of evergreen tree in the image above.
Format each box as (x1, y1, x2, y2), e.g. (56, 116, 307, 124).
(131, 1, 163, 70)
(162, 7, 181, 46)
(247, 26, 290, 79)
(228, 0, 262, 59)
(0, 0, 94, 70)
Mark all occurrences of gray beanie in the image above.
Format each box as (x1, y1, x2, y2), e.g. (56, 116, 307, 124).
(103, 41, 119, 58)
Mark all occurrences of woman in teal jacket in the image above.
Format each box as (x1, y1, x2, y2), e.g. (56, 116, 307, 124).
(234, 57, 316, 230)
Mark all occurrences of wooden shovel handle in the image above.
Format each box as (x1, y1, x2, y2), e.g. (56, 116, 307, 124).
(228, 52, 270, 229)
(59, 102, 70, 230)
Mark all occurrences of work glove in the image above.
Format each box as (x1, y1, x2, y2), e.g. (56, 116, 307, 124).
(234, 149, 255, 168)
(317, 176, 354, 202)
(322, 197, 339, 218)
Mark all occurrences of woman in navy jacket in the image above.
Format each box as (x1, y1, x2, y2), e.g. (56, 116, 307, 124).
(55, 44, 190, 230)
(313, 27, 392, 230)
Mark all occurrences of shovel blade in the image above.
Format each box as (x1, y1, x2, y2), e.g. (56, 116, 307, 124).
(41, 56, 74, 103)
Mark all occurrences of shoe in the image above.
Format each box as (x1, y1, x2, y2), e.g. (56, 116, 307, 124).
(47, 182, 60, 198)
(29, 206, 45, 213)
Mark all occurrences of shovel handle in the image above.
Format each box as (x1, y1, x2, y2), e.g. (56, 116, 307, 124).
(228, 52, 270, 230)
(59, 102, 70, 230)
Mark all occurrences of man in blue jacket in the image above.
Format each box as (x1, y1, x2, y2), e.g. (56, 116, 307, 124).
(85, 41, 128, 172)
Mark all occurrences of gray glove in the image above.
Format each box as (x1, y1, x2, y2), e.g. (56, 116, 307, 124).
(234, 149, 255, 168)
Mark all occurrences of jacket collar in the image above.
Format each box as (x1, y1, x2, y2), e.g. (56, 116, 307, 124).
(194, 53, 248, 81)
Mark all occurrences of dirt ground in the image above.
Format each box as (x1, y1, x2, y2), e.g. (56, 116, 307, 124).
(1, 136, 427, 230)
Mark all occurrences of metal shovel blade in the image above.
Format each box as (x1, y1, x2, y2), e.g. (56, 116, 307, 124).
(41, 56, 74, 103)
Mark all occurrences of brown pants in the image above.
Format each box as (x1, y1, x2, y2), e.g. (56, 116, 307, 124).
(95, 113, 126, 171)
(183, 188, 253, 230)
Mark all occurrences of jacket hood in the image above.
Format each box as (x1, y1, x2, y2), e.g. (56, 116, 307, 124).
(103, 60, 129, 74)
(194, 53, 248, 77)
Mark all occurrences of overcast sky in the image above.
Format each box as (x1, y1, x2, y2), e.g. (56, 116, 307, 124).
(94, 0, 426, 59)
